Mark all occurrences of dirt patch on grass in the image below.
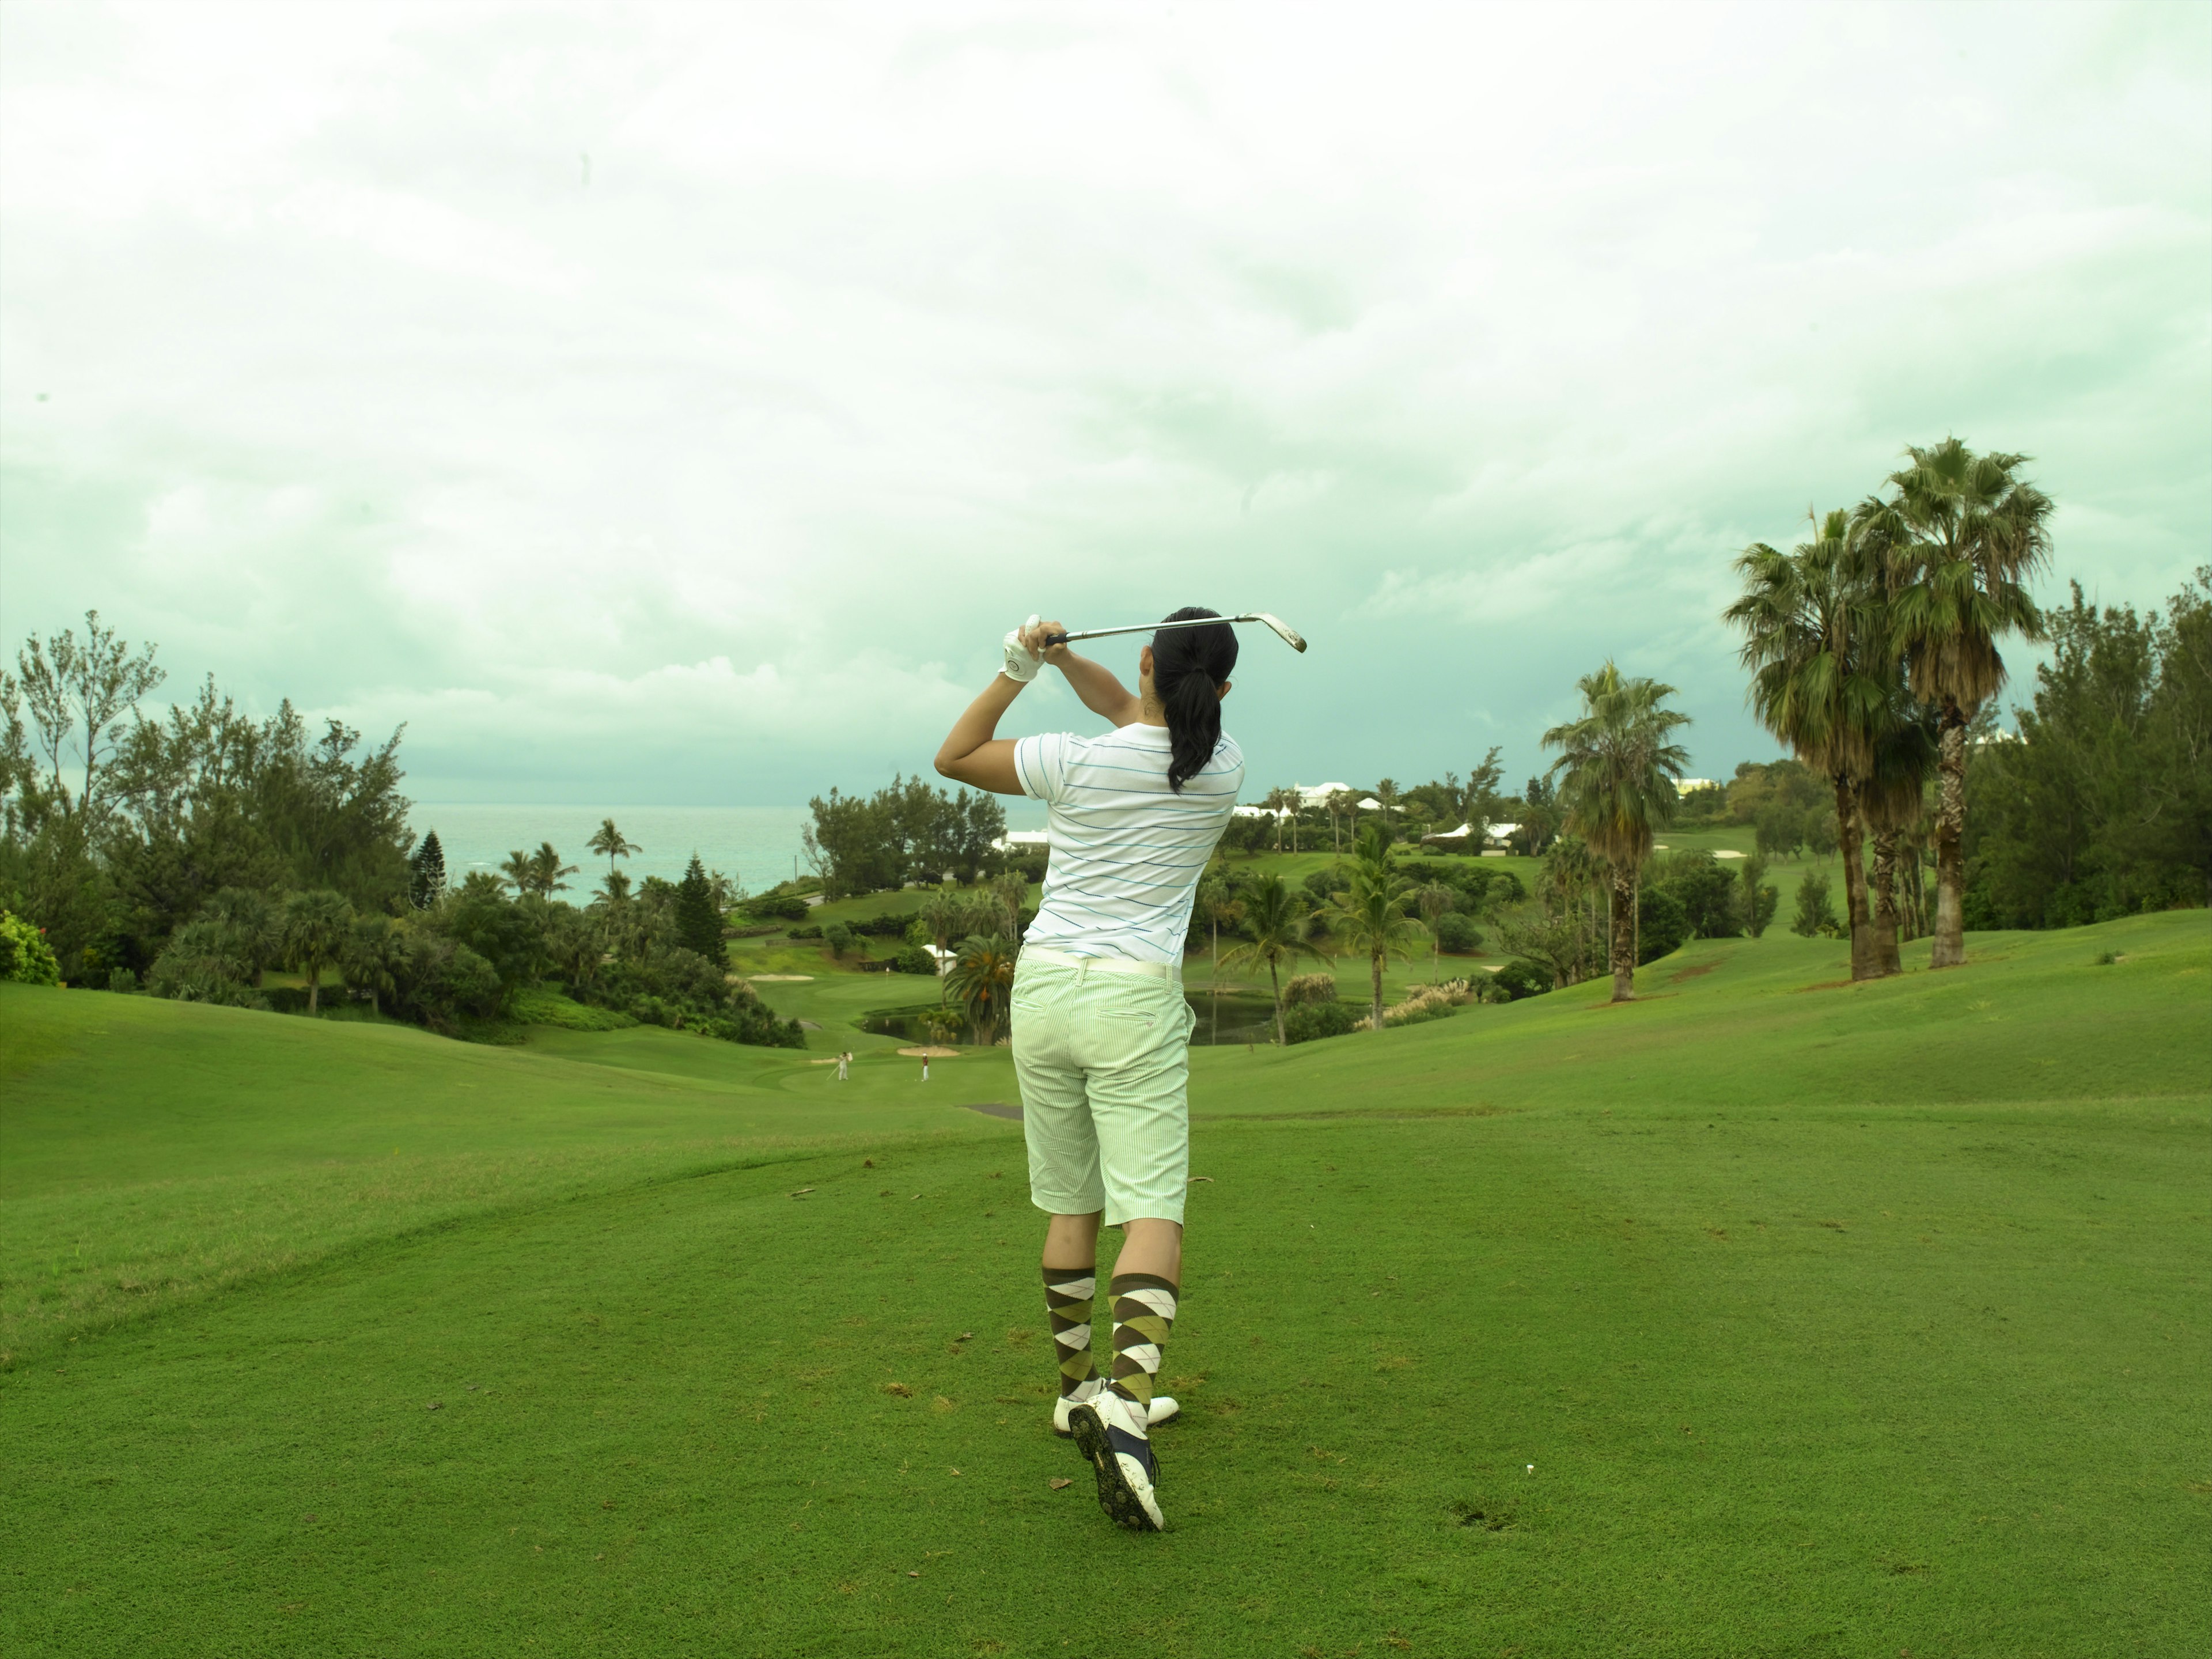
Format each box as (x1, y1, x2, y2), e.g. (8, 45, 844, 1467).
(1668, 963, 1721, 983)
(1793, 979, 1853, 993)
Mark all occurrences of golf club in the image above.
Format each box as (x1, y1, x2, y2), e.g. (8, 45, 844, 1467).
(1040, 612, 1308, 653)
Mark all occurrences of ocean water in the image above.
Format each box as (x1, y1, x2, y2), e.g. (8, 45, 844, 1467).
(404, 805, 815, 895)
(405, 801, 1048, 897)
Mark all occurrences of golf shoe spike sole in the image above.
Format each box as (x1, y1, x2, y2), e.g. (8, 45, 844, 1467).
(1067, 1402, 1163, 1532)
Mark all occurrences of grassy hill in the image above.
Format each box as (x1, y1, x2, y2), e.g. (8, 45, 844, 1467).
(2, 913, 2205, 1656)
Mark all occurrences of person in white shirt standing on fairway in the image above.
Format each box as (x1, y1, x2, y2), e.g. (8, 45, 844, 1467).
(935, 607, 1243, 1534)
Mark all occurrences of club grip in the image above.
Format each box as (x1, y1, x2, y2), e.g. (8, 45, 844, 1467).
(1041, 631, 1070, 647)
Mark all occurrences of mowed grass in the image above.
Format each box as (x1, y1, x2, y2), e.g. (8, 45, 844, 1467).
(2, 914, 2207, 1656)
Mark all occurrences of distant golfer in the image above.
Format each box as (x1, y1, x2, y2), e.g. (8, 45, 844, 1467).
(935, 607, 1241, 1532)
(921, 1052, 931, 1083)
(836, 1051, 850, 1081)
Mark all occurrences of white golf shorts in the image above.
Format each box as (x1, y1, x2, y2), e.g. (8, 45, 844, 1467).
(1010, 953, 1196, 1226)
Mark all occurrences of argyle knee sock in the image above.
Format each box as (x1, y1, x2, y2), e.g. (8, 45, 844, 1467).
(1107, 1272, 1179, 1412)
(1043, 1268, 1099, 1400)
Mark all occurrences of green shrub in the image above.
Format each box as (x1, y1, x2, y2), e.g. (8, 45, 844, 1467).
(509, 987, 638, 1031)
(1790, 869, 1838, 938)
(0, 911, 61, 986)
(893, 945, 938, 975)
(1491, 960, 1551, 1000)
(1281, 971, 1338, 1006)
(1283, 999, 1358, 1044)
(1637, 888, 1689, 964)
(1434, 912, 1482, 953)
(146, 919, 265, 1007)
(747, 895, 811, 922)
(107, 967, 138, 994)
(1301, 869, 1343, 907)
(787, 924, 823, 940)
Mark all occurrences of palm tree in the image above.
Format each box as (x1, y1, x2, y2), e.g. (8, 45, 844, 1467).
(1374, 778, 1402, 842)
(946, 934, 1018, 1046)
(338, 914, 397, 1016)
(205, 887, 282, 986)
(1541, 834, 1603, 984)
(1541, 662, 1691, 1002)
(586, 817, 641, 881)
(1323, 847, 1425, 1031)
(1327, 789, 1353, 855)
(920, 885, 964, 1007)
(1260, 787, 1291, 853)
(1195, 874, 1246, 1043)
(1854, 440, 2054, 968)
(1858, 697, 1939, 975)
(1413, 881, 1456, 980)
(283, 888, 354, 1014)
(498, 848, 536, 896)
(1221, 873, 1321, 1044)
(1725, 511, 1889, 980)
(989, 870, 1029, 937)
(526, 841, 578, 897)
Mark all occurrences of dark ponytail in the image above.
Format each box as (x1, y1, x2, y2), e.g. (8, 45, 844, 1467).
(1154, 606, 1238, 792)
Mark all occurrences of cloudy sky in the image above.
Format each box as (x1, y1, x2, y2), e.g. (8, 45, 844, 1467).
(3, 1, 2207, 805)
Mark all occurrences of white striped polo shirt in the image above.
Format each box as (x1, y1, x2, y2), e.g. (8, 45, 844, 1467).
(1012, 723, 1245, 964)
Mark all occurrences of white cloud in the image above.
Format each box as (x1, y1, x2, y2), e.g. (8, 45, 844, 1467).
(2, 0, 2206, 797)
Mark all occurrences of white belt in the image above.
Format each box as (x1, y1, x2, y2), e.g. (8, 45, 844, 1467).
(1021, 946, 1181, 980)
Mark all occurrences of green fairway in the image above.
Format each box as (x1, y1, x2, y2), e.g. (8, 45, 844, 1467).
(3, 914, 2206, 1656)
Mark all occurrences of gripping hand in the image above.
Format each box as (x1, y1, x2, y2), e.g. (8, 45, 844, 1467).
(1002, 614, 1043, 683)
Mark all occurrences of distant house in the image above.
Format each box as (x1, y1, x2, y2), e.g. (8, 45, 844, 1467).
(1293, 782, 1355, 807)
(990, 831, 1052, 851)
(1420, 821, 1521, 853)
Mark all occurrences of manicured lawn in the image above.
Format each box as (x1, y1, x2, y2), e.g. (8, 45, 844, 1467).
(2, 913, 2205, 1656)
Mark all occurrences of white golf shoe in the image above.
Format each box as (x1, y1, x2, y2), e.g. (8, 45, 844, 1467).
(1065, 1388, 1164, 1532)
(1053, 1381, 1177, 1437)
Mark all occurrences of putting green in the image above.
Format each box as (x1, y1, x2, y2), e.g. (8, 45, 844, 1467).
(2, 914, 2205, 1656)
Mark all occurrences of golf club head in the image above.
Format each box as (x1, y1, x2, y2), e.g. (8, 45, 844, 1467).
(1240, 612, 1308, 653)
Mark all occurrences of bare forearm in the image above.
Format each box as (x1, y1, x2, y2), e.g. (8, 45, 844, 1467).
(1054, 651, 1141, 726)
(935, 675, 1027, 793)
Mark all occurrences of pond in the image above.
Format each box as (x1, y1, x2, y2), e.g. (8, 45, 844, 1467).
(856, 986, 1283, 1048)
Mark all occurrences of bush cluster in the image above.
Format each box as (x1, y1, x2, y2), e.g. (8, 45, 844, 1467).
(0, 910, 61, 986)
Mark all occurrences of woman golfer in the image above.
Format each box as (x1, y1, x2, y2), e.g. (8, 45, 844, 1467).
(935, 607, 1242, 1532)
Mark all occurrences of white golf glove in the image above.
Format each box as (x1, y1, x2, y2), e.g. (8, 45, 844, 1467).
(1002, 613, 1043, 683)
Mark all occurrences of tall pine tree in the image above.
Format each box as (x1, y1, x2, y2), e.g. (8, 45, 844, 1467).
(408, 831, 446, 910)
(675, 853, 727, 967)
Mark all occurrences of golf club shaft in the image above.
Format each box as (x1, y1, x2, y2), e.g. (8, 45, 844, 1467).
(1041, 612, 1307, 652)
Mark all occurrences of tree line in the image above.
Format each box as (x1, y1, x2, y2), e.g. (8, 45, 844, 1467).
(801, 775, 1008, 899)
(0, 619, 799, 1047)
